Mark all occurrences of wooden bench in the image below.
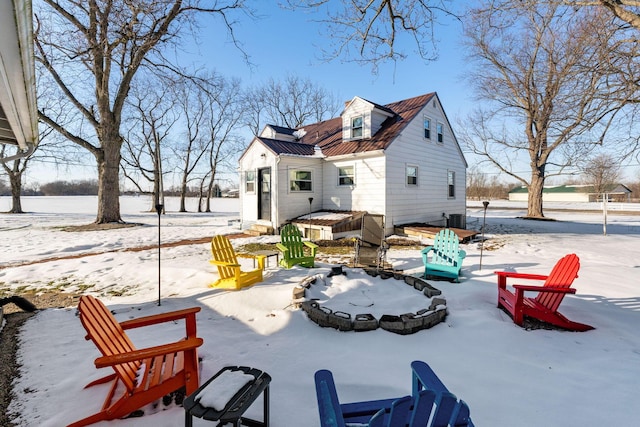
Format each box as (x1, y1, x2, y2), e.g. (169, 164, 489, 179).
(69, 295, 203, 427)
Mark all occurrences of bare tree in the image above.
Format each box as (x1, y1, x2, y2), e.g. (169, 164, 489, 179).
(286, 0, 456, 71)
(34, 0, 249, 224)
(582, 153, 622, 196)
(0, 145, 30, 213)
(122, 80, 179, 212)
(460, 0, 638, 218)
(172, 79, 212, 212)
(244, 75, 340, 135)
(200, 75, 245, 212)
(563, 1, 640, 29)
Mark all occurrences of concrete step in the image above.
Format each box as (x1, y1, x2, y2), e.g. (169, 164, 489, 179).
(250, 224, 274, 234)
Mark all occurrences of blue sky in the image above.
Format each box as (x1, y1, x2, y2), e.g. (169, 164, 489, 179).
(27, 3, 481, 188)
(192, 3, 473, 118)
(24, 3, 639, 187)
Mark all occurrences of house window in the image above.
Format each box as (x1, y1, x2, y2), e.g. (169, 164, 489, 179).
(448, 171, 455, 198)
(245, 170, 255, 193)
(351, 116, 363, 138)
(338, 165, 355, 186)
(290, 169, 313, 192)
(424, 117, 431, 139)
(437, 122, 444, 143)
(406, 165, 418, 186)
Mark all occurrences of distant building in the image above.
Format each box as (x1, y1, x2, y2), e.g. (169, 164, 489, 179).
(508, 184, 632, 202)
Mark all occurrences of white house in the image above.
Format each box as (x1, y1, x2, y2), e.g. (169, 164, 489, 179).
(238, 93, 467, 238)
(0, 0, 38, 162)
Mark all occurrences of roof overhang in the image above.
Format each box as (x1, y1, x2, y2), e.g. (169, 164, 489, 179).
(0, 0, 38, 161)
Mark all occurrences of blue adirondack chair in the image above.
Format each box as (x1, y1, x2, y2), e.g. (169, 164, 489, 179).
(314, 361, 474, 427)
(421, 229, 466, 282)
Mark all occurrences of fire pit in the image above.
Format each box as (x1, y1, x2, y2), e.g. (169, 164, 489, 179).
(294, 266, 447, 335)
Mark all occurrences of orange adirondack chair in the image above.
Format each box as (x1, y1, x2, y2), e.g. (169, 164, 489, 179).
(209, 234, 265, 289)
(70, 295, 203, 427)
(495, 253, 594, 331)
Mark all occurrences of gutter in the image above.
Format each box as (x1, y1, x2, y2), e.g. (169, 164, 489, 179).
(0, 140, 35, 163)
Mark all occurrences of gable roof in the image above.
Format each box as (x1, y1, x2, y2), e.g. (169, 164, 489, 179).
(250, 92, 437, 159)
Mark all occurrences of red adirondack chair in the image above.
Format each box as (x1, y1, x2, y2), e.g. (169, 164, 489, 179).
(495, 254, 594, 331)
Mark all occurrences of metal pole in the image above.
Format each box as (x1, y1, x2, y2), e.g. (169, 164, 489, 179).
(602, 193, 608, 236)
(156, 203, 163, 306)
(308, 197, 314, 240)
(479, 201, 489, 270)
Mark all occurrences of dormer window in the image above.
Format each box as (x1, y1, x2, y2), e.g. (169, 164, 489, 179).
(351, 116, 363, 138)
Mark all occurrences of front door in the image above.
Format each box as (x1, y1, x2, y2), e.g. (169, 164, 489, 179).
(258, 167, 271, 220)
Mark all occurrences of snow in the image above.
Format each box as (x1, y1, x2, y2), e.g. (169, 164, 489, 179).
(194, 370, 255, 411)
(1, 196, 639, 426)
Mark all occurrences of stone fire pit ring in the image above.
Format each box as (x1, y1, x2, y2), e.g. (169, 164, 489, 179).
(293, 266, 447, 335)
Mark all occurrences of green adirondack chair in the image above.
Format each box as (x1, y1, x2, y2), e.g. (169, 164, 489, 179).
(276, 224, 319, 268)
(421, 229, 466, 282)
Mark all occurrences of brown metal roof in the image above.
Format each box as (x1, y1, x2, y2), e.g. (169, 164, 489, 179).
(254, 93, 436, 158)
(259, 137, 317, 156)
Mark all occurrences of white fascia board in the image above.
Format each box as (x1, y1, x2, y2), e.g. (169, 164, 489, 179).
(0, 0, 38, 150)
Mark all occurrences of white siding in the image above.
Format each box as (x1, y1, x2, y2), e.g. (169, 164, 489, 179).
(342, 98, 373, 140)
(275, 156, 323, 227)
(238, 141, 276, 225)
(322, 154, 386, 214)
(384, 98, 466, 232)
(342, 98, 394, 141)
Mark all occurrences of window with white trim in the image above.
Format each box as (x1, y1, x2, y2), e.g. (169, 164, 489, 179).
(424, 116, 431, 139)
(290, 169, 313, 192)
(338, 165, 355, 186)
(245, 170, 255, 193)
(448, 170, 455, 198)
(437, 122, 444, 143)
(351, 116, 363, 138)
(406, 165, 418, 186)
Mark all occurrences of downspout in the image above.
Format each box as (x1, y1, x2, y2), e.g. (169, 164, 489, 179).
(0, 141, 35, 163)
(274, 155, 281, 232)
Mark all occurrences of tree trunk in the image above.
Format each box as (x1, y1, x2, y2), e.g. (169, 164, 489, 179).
(95, 131, 123, 223)
(179, 175, 188, 213)
(527, 170, 545, 218)
(9, 172, 23, 214)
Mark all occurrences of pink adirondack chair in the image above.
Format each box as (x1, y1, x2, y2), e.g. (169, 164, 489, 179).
(495, 254, 594, 331)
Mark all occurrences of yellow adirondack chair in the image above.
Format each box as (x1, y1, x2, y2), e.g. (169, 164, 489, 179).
(276, 224, 318, 268)
(209, 235, 265, 289)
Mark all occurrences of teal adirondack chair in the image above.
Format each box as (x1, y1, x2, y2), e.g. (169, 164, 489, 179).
(276, 224, 319, 268)
(421, 229, 466, 282)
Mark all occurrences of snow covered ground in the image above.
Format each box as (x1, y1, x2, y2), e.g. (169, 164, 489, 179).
(1, 196, 639, 426)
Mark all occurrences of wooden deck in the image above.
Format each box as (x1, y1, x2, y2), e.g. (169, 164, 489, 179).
(394, 225, 479, 243)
